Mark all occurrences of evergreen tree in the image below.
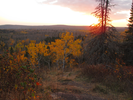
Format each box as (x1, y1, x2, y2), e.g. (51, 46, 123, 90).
(85, 0, 118, 65)
(123, 2, 133, 65)
(91, 0, 112, 34)
(10, 47, 14, 55)
(25, 47, 29, 58)
(128, 1, 133, 34)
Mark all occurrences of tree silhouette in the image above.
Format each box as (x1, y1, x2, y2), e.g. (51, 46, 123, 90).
(128, 1, 133, 34)
(85, 0, 118, 65)
(91, 0, 111, 34)
(123, 1, 133, 65)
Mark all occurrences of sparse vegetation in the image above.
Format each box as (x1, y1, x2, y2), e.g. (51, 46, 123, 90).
(0, 26, 133, 100)
(0, 0, 133, 100)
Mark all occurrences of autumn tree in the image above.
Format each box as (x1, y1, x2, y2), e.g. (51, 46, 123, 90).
(122, 1, 133, 65)
(0, 41, 5, 50)
(36, 41, 51, 69)
(49, 32, 82, 70)
(26, 41, 50, 69)
(26, 41, 40, 68)
(86, 0, 118, 65)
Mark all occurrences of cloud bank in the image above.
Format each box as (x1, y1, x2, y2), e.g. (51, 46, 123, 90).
(40, 0, 132, 20)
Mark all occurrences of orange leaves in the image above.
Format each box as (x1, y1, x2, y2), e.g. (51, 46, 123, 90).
(26, 41, 50, 67)
(36, 42, 45, 54)
(2, 32, 82, 81)
(60, 32, 74, 43)
(17, 53, 27, 63)
(0, 51, 38, 97)
(14, 42, 24, 52)
(49, 32, 82, 68)
(9, 38, 15, 46)
(36, 82, 42, 86)
(0, 41, 5, 49)
(26, 42, 37, 67)
(36, 41, 49, 56)
(71, 39, 82, 57)
(20, 31, 27, 34)
(0, 41, 43, 100)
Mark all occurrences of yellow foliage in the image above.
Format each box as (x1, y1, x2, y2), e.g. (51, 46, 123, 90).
(26, 42, 37, 67)
(21, 40, 25, 44)
(26, 41, 50, 67)
(9, 38, 15, 46)
(25, 39, 30, 45)
(0, 41, 5, 49)
(120, 29, 128, 37)
(49, 32, 82, 68)
(21, 31, 27, 34)
(14, 42, 24, 52)
(30, 40, 36, 43)
(119, 29, 129, 43)
(45, 34, 49, 37)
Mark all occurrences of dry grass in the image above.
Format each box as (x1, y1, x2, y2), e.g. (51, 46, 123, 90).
(36, 66, 133, 100)
(4, 66, 130, 100)
(81, 64, 133, 100)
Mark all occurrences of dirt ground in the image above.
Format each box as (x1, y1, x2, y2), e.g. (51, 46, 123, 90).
(50, 80, 107, 100)
(40, 68, 128, 100)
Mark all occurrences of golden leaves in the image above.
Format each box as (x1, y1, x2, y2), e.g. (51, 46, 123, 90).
(26, 41, 50, 67)
(49, 32, 82, 68)
(9, 38, 15, 46)
(6, 32, 82, 69)
(0, 41, 5, 49)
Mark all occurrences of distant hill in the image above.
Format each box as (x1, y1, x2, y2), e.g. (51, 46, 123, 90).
(115, 27, 127, 32)
(0, 25, 90, 30)
(0, 25, 127, 32)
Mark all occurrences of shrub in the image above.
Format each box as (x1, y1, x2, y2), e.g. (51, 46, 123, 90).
(81, 64, 113, 82)
(0, 51, 40, 100)
(81, 63, 133, 96)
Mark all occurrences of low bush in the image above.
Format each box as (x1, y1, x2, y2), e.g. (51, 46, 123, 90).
(0, 51, 42, 100)
(81, 63, 133, 96)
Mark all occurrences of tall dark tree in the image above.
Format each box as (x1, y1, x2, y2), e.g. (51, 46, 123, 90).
(85, 0, 118, 65)
(10, 47, 14, 55)
(128, 1, 133, 34)
(91, 0, 111, 34)
(123, 1, 133, 65)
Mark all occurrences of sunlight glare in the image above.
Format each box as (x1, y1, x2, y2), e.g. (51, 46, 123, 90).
(111, 19, 128, 27)
(0, 0, 98, 26)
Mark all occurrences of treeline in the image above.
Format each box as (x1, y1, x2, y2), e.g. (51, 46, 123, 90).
(0, 29, 89, 49)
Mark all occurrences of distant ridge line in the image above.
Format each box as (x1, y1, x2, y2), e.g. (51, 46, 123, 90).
(0, 25, 127, 32)
(0, 25, 90, 30)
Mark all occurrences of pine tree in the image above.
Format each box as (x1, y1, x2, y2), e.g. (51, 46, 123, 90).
(123, 2, 133, 65)
(85, 0, 118, 65)
(128, 1, 133, 34)
(91, 0, 111, 34)
(10, 47, 14, 55)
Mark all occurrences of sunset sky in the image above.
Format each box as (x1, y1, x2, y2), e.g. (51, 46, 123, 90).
(0, 0, 132, 27)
